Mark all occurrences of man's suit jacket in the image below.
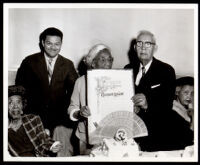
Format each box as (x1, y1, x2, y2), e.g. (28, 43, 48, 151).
(126, 57, 176, 151)
(15, 52, 78, 131)
(8, 114, 54, 156)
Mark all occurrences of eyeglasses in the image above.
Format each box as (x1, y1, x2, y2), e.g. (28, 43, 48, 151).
(136, 41, 155, 48)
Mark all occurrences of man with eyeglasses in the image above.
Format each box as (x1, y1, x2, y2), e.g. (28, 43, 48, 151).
(126, 30, 176, 151)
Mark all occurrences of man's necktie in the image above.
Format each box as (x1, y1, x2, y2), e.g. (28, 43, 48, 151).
(47, 58, 53, 83)
(139, 66, 146, 84)
(142, 66, 146, 78)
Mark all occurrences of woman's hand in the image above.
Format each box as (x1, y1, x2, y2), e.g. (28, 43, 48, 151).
(79, 106, 91, 118)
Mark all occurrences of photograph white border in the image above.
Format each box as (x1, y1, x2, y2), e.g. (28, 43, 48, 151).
(3, 3, 198, 162)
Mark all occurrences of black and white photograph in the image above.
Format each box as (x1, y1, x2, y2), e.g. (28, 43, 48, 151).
(3, 3, 198, 162)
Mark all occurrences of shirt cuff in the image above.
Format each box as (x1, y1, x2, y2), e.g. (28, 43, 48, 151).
(70, 109, 80, 121)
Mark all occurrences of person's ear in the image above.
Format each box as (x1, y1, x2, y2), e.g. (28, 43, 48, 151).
(82, 56, 87, 64)
(42, 40, 45, 47)
(175, 86, 181, 96)
(153, 44, 158, 53)
(91, 60, 96, 69)
(134, 44, 136, 51)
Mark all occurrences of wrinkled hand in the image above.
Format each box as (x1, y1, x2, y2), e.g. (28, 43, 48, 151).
(50, 141, 62, 153)
(131, 93, 148, 113)
(80, 106, 91, 118)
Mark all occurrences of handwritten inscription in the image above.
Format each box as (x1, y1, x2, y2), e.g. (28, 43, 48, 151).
(101, 92, 124, 97)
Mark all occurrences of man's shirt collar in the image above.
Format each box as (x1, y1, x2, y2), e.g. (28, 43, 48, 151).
(139, 59, 153, 74)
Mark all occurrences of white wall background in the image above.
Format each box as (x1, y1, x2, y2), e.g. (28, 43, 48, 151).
(7, 6, 195, 76)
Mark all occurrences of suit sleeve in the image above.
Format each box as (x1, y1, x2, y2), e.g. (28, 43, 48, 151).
(147, 65, 176, 115)
(65, 62, 79, 107)
(68, 78, 81, 121)
(15, 58, 29, 87)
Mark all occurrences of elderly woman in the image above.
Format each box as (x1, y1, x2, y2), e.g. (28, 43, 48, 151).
(8, 85, 62, 157)
(68, 43, 114, 155)
(169, 76, 194, 150)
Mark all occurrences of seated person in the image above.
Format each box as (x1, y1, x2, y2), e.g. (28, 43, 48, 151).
(8, 85, 62, 157)
(169, 76, 194, 150)
(68, 43, 114, 155)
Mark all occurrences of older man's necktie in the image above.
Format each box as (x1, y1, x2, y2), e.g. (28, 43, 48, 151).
(139, 66, 146, 84)
(142, 66, 146, 78)
(47, 58, 53, 83)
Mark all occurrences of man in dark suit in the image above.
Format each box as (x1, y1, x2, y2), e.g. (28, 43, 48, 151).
(15, 27, 78, 136)
(125, 30, 176, 151)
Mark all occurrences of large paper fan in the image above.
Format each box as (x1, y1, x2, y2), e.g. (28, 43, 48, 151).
(89, 111, 148, 144)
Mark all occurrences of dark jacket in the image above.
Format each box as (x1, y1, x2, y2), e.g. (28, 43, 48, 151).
(125, 57, 176, 151)
(168, 101, 194, 150)
(15, 52, 78, 131)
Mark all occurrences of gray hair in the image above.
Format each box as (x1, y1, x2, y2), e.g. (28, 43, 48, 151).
(136, 30, 156, 44)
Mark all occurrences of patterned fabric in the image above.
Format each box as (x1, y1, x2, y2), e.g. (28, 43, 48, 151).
(8, 125, 35, 156)
(139, 66, 146, 85)
(8, 114, 54, 157)
(47, 58, 53, 83)
(141, 66, 146, 78)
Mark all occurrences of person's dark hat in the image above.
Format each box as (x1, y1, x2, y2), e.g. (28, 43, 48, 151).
(8, 85, 26, 97)
(176, 76, 194, 87)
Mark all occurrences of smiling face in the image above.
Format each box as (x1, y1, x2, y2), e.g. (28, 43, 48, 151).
(135, 33, 157, 66)
(8, 95, 23, 120)
(42, 35, 62, 58)
(177, 85, 194, 108)
(92, 49, 113, 69)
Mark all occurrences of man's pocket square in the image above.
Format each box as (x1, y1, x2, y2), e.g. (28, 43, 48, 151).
(151, 84, 160, 88)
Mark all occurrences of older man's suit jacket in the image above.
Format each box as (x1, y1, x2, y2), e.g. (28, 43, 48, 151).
(126, 57, 176, 151)
(8, 114, 54, 156)
(15, 52, 78, 132)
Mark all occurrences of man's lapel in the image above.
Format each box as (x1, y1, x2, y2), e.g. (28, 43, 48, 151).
(36, 53, 49, 86)
(138, 59, 155, 87)
(133, 63, 140, 81)
(51, 55, 64, 86)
